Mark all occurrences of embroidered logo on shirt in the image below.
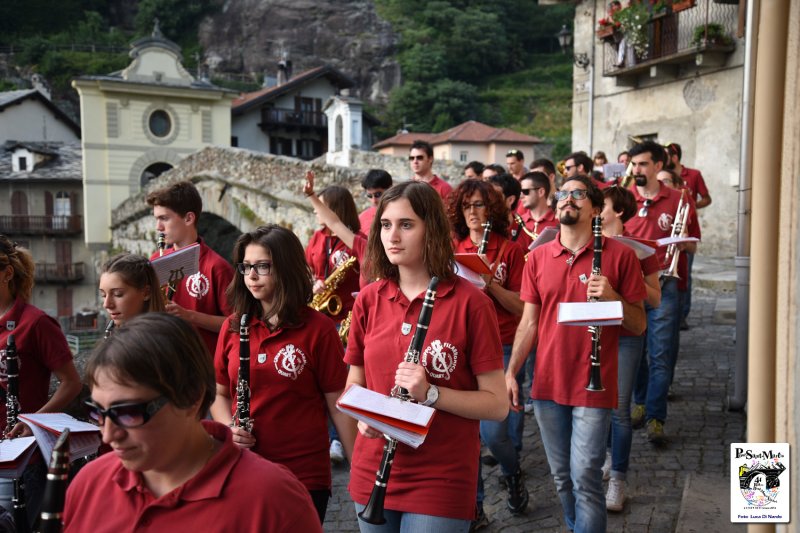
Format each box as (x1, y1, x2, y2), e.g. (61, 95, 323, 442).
(422, 339, 458, 381)
(658, 212, 674, 232)
(493, 262, 508, 285)
(331, 250, 351, 269)
(5, 321, 14, 331)
(185, 272, 210, 299)
(274, 344, 307, 380)
(257, 353, 267, 364)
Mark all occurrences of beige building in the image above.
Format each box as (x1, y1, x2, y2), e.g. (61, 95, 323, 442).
(374, 121, 541, 169)
(72, 24, 236, 248)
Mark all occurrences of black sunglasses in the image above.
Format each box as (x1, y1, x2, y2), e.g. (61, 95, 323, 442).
(84, 396, 169, 428)
(520, 187, 542, 196)
(638, 199, 652, 218)
(365, 191, 383, 200)
(408, 155, 426, 161)
(506, 149, 521, 157)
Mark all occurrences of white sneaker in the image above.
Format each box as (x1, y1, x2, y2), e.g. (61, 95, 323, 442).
(606, 478, 626, 512)
(602, 451, 612, 481)
(329, 439, 345, 464)
(524, 400, 534, 414)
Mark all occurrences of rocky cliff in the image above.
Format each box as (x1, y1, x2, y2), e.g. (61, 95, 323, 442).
(198, 0, 400, 103)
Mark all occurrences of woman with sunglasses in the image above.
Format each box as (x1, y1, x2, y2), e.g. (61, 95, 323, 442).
(304, 182, 362, 324)
(210, 225, 355, 523)
(0, 235, 82, 527)
(345, 181, 508, 532)
(99, 253, 165, 329)
(64, 313, 322, 532)
(447, 180, 528, 521)
(599, 186, 661, 512)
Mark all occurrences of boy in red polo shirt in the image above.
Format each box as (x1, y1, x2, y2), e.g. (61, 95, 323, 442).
(409, 139, 452, 202)
(505, 175, 646, 533)
(146, 181, 233, 356)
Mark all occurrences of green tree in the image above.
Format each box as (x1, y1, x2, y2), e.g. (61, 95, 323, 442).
(133, 0, 220, 46)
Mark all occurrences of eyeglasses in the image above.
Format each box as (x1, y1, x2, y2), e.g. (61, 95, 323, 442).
(408, 155, 426, 161)
(84, 396, 169, 428)
(506, 149, 521, 157)
(461, 201, 487, 211)
(520, 187, 542, 196)
(237, 262, 272, 276)
(563, 164, 576, 172)
(364, 191, 383, 200)
(638, 199, 652, 217)
(554, 189, 589, 202)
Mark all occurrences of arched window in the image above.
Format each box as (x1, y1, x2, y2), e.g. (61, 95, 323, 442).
(140, 162, 174, 189)
(335, 115, 343, 152)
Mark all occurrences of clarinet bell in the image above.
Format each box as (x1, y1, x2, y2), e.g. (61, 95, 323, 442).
(586, 364, 605, 392)
(358, 485, 388, 525)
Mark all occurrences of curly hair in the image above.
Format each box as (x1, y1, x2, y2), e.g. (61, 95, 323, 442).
(0, 235, 34, 302)
(447, 179, 510, 241)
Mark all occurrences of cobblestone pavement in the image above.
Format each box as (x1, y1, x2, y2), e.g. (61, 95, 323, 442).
(323, 289, 746, 532)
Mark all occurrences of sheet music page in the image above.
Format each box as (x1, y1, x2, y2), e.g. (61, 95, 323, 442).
(0, 437, 36, 462)
(656, 236, 700, 247)
(0, 438, 37, 478)
(150, 242, 201, 285)
(529, 227, 559, 251)
(336, 406, 426, 448)
(557, 301, 623, 326)
(453, 261, 487, 289)
(612, 236, 656, 259)
(338, 385, 435, 427)
(19, 413, 101, 462)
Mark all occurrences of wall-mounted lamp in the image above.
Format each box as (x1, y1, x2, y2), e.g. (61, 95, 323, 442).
(556, 25, 591, 70)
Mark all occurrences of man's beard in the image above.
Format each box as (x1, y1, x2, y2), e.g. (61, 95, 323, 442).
(634, 175, 648, 186)
(559, 209, 579, 226)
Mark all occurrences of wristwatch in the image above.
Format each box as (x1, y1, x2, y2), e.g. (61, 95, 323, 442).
(422, 384, 439, 407)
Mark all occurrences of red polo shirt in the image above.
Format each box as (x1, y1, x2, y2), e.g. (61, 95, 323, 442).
(63, 421, 322, 533)
(215, 308, 347, 491)
(422, 175, 453, 203)
(521, 209, 558, 240)
(150, 239, 233, 356)
(680, 167, 709, 203)
(0, 299, 73, 433)
(305, 230, 360, 321)
(344, 276, 503, 521)
(453, 233, 524, 344)
(359, 206, 377, 236)
(521, 235, 647, 409)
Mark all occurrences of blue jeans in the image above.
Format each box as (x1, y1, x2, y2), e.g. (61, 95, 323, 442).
(533, 400, 610, 533)
(354, 503, 469, 533)
(610, 335, 644, 478)
(633, 278, 680, 423)
(476, 345, 524, 505)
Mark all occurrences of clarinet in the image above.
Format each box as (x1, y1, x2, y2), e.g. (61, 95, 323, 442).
(477, 221, 492, 255)
(103, 319, 115, 339)
(157, 232, 167, 257)
(232, 314, 253, 433)
(586, 216, 605, 392)
(38, 429, 71, 533)
(5, 335, 29, 533)
(359, 277, 440, 525)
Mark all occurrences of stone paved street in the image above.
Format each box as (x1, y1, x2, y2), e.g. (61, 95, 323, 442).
(323, 288, 746, 532)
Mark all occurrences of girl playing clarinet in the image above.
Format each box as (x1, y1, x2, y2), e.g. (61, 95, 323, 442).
(345, 181, 508, 532)
(210, 225, 356, 523)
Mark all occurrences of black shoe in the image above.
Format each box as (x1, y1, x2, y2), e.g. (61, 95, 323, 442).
(481, 454, 498, 467)
(470, 505, 489, 532)
(504, 468, 529, 515)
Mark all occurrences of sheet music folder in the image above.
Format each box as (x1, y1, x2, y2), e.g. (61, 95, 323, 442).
(150, 243, 201, 286)
(557, 301, 623, 326)
(336, 384, 436, 449)
(0, 436, 37, 478)
(19, 413, 101, 463)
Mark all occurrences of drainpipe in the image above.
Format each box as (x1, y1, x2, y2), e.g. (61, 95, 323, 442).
(588, 1, 596, 155)
(728, 0, 758, 412)
(747, 0, 788, 530)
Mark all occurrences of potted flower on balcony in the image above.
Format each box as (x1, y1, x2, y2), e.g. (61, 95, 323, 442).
(691, 23, 733, 47)
(596, 17, 621, 40)
(614, 1, 651, 62)
(671, 0, 696, 13)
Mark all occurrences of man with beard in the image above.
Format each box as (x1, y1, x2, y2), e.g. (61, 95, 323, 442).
(409, 139, 452, 201)
(505, 175, 646, 533)
(624, 141, 698, 446)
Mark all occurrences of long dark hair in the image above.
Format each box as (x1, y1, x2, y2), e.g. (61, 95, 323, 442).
(227, 225, 312, 329)
(319, 185, 361, 234)
(366, 181, 453, 282)
(448, 179, 510, 241)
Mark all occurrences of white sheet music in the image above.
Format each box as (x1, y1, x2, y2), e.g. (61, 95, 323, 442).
(557, 301, 623, 326)
(0, 437, 37, 478)
(150, 242, 201, 286)
(656, 236, 700, 247)
(613, 236, 657, 259)
(529, 227, 559, 251)
(453, 262, 486, 289)
(19, 413, 101, 463)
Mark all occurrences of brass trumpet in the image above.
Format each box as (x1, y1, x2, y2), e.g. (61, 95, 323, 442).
(662, 189, 690, 279)
(310, 256, 357, 316)
(513, 213, 538, 240)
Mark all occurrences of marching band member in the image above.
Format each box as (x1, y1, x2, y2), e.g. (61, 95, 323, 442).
(599, 186, 662, 512)
(345, 181, 507, 531)
(505, 176, 646, 533)
(99, 253, 165, 327)
(447, 180, 529, 518)
(64, 313, 322, 532)
(487, 173, 532, 252)
(358, 169, 393, 236)
(146, 181, 234, 357)
(0, 235, 82, 526)
(304, 185, 361, 323)
(210, 225, 355, 523)
(518, 171, 558, 241)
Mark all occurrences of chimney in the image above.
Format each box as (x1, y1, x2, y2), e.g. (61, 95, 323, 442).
(277, 58, 292, 85)
(31, 74, 51, 100)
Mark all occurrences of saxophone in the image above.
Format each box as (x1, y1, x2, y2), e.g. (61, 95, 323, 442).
(310, 256, 357, 316)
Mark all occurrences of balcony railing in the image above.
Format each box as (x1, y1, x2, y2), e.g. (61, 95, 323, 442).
(0, 215, 83, 235)
(259, 108, 327, 130)
(601, 0, 738, 77)
(34, 262, 85, 283)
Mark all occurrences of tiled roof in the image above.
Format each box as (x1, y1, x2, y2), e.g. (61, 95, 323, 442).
(373, 121, 541, 149)
(232, 65, 355, 115)
(0, 141, 82, 182)
(0, 89, 81, 137)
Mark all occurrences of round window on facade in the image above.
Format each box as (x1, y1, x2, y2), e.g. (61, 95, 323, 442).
(148, 110, 172, 138)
